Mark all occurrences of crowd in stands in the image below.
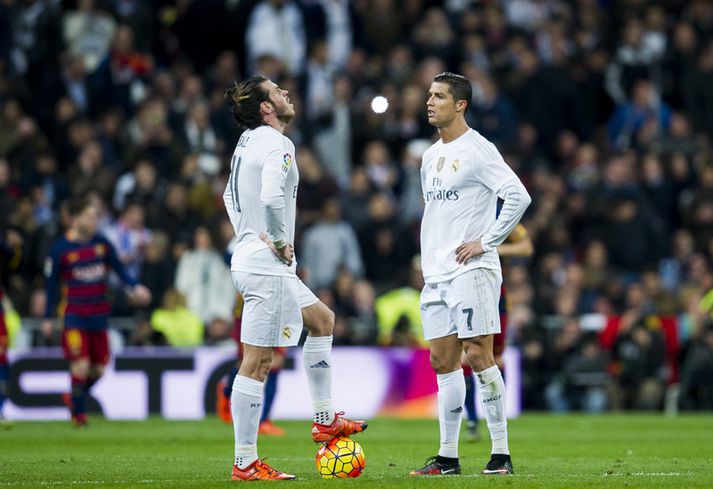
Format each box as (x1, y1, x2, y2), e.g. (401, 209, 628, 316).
(1, 0, 712, 411)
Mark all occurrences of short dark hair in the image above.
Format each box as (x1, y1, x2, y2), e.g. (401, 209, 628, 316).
(67, 195, 93, 217)
(225, 76, 270, 130)
(433, 72, 472, 111)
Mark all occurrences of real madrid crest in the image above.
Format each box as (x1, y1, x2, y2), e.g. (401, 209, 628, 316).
(451, 159, 460, 172)
(437, 157, 445, 172)
(282, 327, 291, 339)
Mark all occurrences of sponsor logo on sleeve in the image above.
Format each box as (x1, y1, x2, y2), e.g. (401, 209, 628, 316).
(282, 153, 293, 173)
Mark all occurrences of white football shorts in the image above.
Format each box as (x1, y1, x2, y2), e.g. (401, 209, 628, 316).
(420, 268, 503, 341)
(232, 271, 319, 347)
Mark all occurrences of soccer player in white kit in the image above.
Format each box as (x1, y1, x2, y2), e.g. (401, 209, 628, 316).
(223, 76, 367, 481)
(410, 73, 531, 477)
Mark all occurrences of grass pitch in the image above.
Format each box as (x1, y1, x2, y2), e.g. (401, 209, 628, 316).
(1, 414, 712, 488)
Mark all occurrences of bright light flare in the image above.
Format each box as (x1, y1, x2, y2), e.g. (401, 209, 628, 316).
(370, 96, 389, 114)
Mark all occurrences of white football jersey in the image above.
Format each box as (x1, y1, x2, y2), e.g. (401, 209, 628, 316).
(420, 128, 530, 284)
(224, 125, 299, 277)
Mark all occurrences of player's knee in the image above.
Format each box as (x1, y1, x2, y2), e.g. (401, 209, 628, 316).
(463, 340, 493, 371)
(239, 349, 274, 381)
(71, 359, 90, 379)
(314, 308, 335, 336)
(465, 349, 495, 373)
(256, 357, 272, 380)
(429, 351, 458, 374)
(323, 308, 335, 332)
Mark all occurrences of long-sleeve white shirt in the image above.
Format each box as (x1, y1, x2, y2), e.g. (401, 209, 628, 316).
(223, 125, 299, 277)
(420, 128, 531, 284)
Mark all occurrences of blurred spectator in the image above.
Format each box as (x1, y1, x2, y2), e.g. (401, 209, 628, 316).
(662, 22, 698, 107)
(57, 53, 91, 115)
(545, 318, 584, 412)
(113, 158, 161, 212)
(683, 40, 713, 140)
(466, 69, 518, 147)
(0, 159, 18, 228)
(312, 74, 352, 187)
(106, 0, 153, 53)
(139, 231, 175, 312)
(608, 80, 672, 151)
(602, 196, 667, 273)
(301, 41, 335, 132)
(245, 0, 306, 76)
(68, 139, 115, 201)
(21, 152, 68, 212)
(104, 201, 151, 281)
(514, 309, 547, 410)
(301, 198, 363, 291)
(411, 7, 457, 68)
(641, 270, 680, 316)
(361, 140, 399, 194)
(150, 182, 200, 252)
(90, 24, 153, 114)
(7, 0, 62, 81)
(204, 318, 233, 346)
(339, 166, 374, 234)
(348, 279, 379, 345)
(507, 47, 580, 157)
(317, 0, 353, 70)
(605, 18, 664, 106)
(179, 101, 222, 156)
(639, 152, 679, 233)
(63, 0, 116, 74)
(560, 334, 610, 413)
(398, 139, 428, 227)
(150, 289, 204, 347)
(651, 112, 698, 159)
(125, 97, 181, 177)
(295, 147, 339, 227)
(358, 192, 414, 291)
(174, 226, 235, 326)
(679, 322, 713, 410)
(0, 1, 10, 74)
(374, 255, 424, 347)
(0, 100, 24, 158)
(609, 312, 667, 410)
(680, 164, 713, 249)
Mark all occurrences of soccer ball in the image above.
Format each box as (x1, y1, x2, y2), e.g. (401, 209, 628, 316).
(316, 437, 365, 478)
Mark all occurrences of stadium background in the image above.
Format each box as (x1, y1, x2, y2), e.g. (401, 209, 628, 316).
(1, 0, 713, 418)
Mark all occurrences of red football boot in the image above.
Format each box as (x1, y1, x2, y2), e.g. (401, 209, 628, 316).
(311, 411, 367, 443)
(231, 459, 296, 481)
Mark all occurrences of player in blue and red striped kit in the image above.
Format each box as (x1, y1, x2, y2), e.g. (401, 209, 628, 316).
(44, 197, 151, 426)
(0, 228, 22, 424)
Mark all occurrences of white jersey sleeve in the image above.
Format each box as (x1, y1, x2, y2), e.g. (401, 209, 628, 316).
(470, 150, 532, 252)
(261, 147, 290, 246)
(223, 126, 299, 277)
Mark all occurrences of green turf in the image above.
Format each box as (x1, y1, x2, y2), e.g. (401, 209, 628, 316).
(1, 414, 712, 488)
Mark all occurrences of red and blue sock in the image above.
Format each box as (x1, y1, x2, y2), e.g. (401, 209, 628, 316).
(71, 374, 87, 416)
(261, 370, 279, 422)
(464, 371, 478, 423)
(0, 364, 8, 412)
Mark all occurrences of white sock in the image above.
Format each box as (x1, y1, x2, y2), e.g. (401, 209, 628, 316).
(476, 365, 509, 455)
(232, 375, 264, 469)
(436, 369, 466, 459)
(303, 335, 335, 425)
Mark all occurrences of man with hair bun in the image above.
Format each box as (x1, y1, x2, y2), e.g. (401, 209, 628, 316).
(223, 77, 367, 481)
